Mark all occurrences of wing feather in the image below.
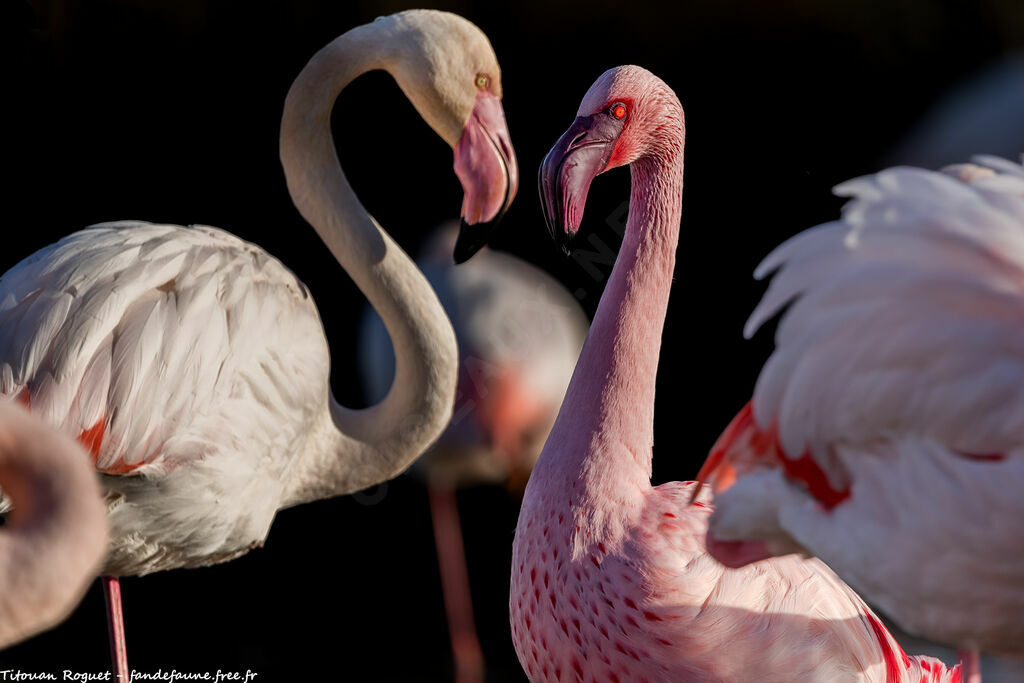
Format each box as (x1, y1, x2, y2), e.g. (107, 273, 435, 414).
(746, 157, 1024, 460)
(0, 221, 326, 475)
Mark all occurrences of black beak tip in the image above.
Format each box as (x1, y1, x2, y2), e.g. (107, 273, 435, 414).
(453, 218, 494, 264)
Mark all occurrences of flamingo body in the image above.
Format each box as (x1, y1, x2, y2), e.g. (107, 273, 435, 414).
(513, 480, 961, 682)
(699, 157, 1024, 655)
(0, 221, 328, 575)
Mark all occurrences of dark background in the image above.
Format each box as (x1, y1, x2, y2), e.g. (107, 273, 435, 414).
(4, 0, 1024, 680)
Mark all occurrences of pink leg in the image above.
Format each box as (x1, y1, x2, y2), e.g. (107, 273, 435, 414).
(957, 648, 981, 683)
(102, 576, 130, 683)
(428, 481, 485, 683)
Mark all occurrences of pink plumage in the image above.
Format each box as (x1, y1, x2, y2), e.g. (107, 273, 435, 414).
(512, 65, 961, 682)
(0, 401, 107, 650)
(696, 157, 1024, 675)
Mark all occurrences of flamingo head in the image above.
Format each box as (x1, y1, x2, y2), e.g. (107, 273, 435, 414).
(538, 65, 683, 253)
(383, 10, 518, 263)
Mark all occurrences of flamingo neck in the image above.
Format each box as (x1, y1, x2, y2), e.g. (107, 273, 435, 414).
(534, 145, 684, 532)
(278, 24, 457, 507)
(0, 403, 107, 649)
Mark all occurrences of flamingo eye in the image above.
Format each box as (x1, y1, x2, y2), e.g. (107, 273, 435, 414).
(476, 75, 490, 89)
(610, 103, 627, 119)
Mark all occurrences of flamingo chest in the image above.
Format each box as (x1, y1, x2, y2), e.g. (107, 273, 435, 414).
(101, 447, 294, 576)
(510, 507, 677, 683)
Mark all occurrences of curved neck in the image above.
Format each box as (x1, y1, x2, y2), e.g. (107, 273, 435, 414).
(0, 405, 107, 649)
(536, 147, 684, 510)
(279, 25, 457, 505)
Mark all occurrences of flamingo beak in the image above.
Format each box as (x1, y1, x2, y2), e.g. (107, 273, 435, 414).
(453, 90, 519, 264)
(538, 113, 625, 256)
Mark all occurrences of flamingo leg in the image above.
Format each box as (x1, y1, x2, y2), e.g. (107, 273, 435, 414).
(957, 648, 981, 683)
(102, 576, 130, 683)
(428, 481, 485, 683)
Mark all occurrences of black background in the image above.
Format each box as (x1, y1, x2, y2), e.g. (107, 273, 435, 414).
(4, 0, 1024, 680)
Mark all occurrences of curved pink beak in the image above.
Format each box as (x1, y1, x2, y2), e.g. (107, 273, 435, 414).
(538, 112, 625, 255)
(452, 90, 519, 263)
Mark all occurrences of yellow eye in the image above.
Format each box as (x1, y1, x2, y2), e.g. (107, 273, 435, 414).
(475, 75, 490, 89)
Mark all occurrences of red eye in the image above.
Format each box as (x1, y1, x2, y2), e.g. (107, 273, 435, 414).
(612, 103, 627, 119)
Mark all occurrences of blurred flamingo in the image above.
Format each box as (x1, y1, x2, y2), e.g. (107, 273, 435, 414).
(886, 54, 1024, 169)
(695, 157, 1024, 683)
(0, 10, 517, 680)
(0, 401, 107, 650)
(510, 64, 961, 681)
(361, 223, 586, 681)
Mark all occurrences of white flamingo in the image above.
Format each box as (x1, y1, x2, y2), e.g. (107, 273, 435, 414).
(0, 401, 107, 650)
(0, 9, 516, 679)
(360, 223, 587, 681)
(695, 156, 1024, 682)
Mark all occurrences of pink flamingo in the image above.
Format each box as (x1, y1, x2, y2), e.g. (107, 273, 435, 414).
(0, 10, 516, 680)
(0, 400, 108, 650)
(361, 223, 587, 681)
(694, 157, 1024, 683)
(511, 64, 962, 681)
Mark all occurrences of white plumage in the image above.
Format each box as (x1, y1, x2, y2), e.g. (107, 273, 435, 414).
(0, 221, 329, 575)
(704, 155, 1024, 656)
(750, 156, 1024, 459)
(0, 9, 517, 674)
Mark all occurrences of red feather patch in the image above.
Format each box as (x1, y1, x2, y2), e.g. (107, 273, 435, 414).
(78, 419, 106, 460)
(15, 388, 139, 475)
(694, 400, 850, 509)
(866, 612, 909, 683)
(957, 452, 1005, 462)
(79, 418, 140, 475)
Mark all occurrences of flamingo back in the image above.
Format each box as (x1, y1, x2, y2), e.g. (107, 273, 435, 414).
(745, 157, 1024, 461)
(0, 221, 331, 574)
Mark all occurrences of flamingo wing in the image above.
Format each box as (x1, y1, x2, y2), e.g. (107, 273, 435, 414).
(697, 158, 1024, 654)
(0, 221, 328, 476)
(743, 156, 1024, 467)
(649, 482, 961, 682)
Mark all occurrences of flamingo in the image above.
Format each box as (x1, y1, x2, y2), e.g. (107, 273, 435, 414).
(0, 400, 107, 650)
(0, 9, 516, 679)
(693, 156, 1024, 682)
(360, 222, 587, 681)
(510, 64, 962, 682)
